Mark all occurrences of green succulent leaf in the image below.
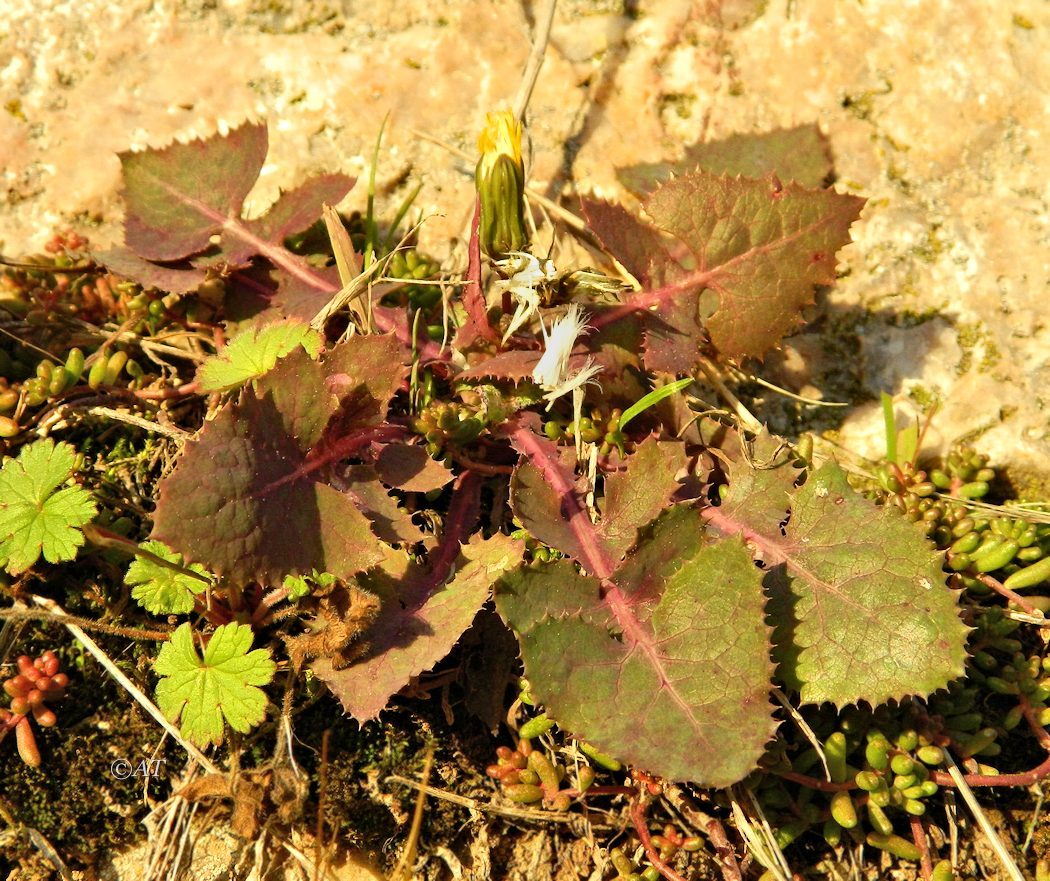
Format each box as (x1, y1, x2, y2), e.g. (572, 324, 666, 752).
(0, 439, 97, 575)
(708, 434, 968, 706)
(154, 622, 276, 747)
(197, 318, 322, 393)
(125, 540, 211, 614)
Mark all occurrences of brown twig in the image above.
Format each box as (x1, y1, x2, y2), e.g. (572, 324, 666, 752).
(977, 573, 1042, 617)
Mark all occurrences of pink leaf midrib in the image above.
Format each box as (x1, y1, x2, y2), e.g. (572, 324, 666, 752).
(148, 173, 451, 360)
(591, 197, 857, 331)
(508, 425, 707, 732)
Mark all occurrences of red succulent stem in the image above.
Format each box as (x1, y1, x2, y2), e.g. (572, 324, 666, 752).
(629, 795, 691, 881)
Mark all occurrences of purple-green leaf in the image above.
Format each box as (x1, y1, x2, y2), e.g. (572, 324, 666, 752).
(510, 432, 686, 564)
(706, 441, 968, 706)
(496, 507, 775, 786)
(315, 532, 524, 721)
(121, 123, 269, 261)
(217, 174, 356, 266)
(151, 335, 406, 583)
(601, 437, 688, 558)
(374, 443, 454, 493)
(589, 171, 864, 367)
(92, 247, 206, 294)
(618, 124, 834, 197)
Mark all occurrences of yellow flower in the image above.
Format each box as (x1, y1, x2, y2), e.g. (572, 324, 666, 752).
(477, 111, 523, 175)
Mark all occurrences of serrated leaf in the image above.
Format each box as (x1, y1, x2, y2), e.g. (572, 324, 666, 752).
(283, 573, 312, 601)
(152, 335, 406, 583)
(0, 439, 97, 575)
(118, 123, 350, 326)
(601, 437, 689, 558)
(579, 198, 667, 286)
(588, 171, 865, 367)
(216, 174, 356, 266)
(125, 540, 211, 614)
(496, 507, 775, 786)
(618, 124, 834, 197)
(373, 444, 454, 493)
(706, 441, 967, 706)
(92, 246, 206, 294)
(510, 433, 686, 563)
(121, 124, 269, 261)
(154, 622, 276, 746)
(196, 318, 322, 393)
(315, 533, 524, 721)
(339, 465, 425, 546)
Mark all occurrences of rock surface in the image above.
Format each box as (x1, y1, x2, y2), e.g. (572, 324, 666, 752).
(1, 0, 1046, 479)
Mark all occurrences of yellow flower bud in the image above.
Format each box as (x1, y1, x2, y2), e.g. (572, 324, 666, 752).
(475, 110, 527, 258)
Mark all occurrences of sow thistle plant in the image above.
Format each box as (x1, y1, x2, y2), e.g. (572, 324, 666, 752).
(1, 110, 1050, 879)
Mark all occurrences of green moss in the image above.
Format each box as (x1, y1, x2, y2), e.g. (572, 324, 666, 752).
(913, 224, 947, 264)
(658, 93, 697, 120)
(956, 322, 1001, 375)
(906, 384, 940, 411)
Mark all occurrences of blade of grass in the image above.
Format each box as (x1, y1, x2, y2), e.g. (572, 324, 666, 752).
(382, 180, 424, 253)
(618, 377, 694, 431)
(881, 392, 898, 465)
(364, 115, 389, 269)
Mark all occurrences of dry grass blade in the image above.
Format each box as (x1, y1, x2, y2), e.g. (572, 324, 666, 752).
(943, 753, 1024, 881)
(730, 787, 792, 881)
(390, 745, 435, 881)
(771, 685, 832, 782)
(29, 594, 220, 775)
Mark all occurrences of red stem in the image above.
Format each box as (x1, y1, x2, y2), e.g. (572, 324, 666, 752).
(425, 470, 484, 584)
(909, 815, 934, 881)
(703, 818, 744, 881)
(629, 796, 691, 881)
(458, 196, 500, 346)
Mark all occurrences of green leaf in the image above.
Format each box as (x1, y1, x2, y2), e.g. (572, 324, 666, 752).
(496, 507, 775, 786)
(618, 124, 834, 197)
(0, 439, 97, 574)
(154, 622, 276, 747)
(618, 378, 694, 431)
(707, 435, 968, 706)
(197, 319, 322, 393)
(600, 437, 689, 558)
(315, 533, 524, 721)
(152, 334, 406, 583)
(125, 540, 211, 614)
